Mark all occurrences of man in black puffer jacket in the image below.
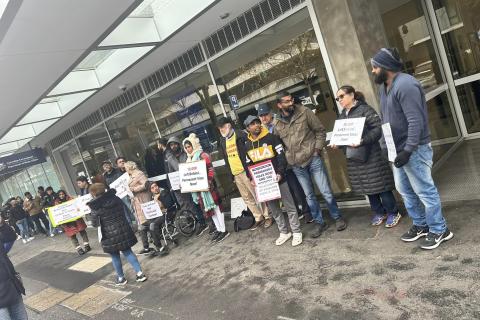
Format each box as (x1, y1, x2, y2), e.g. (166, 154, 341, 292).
(88, 184, 147, 286)
(0, 240, 27, 319)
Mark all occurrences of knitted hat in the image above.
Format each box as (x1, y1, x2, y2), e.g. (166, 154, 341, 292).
(183, 133, 202, 156)
(371, 48, 403, 72)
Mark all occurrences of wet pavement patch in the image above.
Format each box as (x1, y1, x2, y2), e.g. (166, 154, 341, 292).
(15, 251, 113, 293)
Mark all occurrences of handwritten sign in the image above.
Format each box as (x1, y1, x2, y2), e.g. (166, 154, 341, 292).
(140, 200, 163, 220)
(110, 172, 133, 199)
(76, 194, 93, 215)
(167, 171, 181, 191)
(179, 160, 209, 193)
(330, 117, 366, 146)
(382, 123, 397, 162)
(230, 197, 247, 219)
(48, 199, 89, 227)
(248, 160, 281, 203)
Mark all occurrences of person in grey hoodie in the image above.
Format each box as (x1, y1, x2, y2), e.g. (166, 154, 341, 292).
(371, 47, 453, 250)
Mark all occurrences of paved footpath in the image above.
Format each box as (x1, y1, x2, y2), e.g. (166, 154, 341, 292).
(7, 201, 480, 320)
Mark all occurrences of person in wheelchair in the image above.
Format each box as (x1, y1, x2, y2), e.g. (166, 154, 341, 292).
(148, 182, 174, 257)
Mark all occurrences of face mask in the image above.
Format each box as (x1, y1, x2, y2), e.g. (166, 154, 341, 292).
(374, 69, 388, 84)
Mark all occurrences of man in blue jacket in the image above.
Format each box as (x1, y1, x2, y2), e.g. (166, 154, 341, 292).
(371, 47, 453, 250)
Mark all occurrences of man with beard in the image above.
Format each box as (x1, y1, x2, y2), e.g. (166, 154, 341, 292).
(371, 47, 452, 250)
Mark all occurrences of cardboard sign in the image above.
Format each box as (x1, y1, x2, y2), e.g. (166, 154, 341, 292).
(230, 197, 247, 219)
(179, 160, 209, 193)
(248, 160, 281, 203)
(330, 117, 366, 146)
(140, 200, 163, 219)
(48, 199, 86, 227)
(382, 123, 397, 162)
(110, 172, 133, 199)
(76, 194, 93, 215)
(167, 171, 181, 191)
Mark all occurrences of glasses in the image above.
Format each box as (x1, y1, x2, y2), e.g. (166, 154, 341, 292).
(279, 99, 293, 104)
(335, 94, 346, 101)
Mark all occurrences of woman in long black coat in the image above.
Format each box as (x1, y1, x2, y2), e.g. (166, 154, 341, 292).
(331, 85, 401, 228)
(88, 184, 147, 286)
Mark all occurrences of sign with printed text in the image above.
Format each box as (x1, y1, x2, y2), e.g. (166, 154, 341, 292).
(110, 172, 133, 199)
(167, 171, 181, 191)
(248, 160, 281, 203)
(76, 194, 93, 215)
(330, 117, 366, 146)
(230, 197, 247, 219)
(140, 200, 163, 219)
(382, 123, 397, 162)
(179, 160, 209, 193)
(47, 198, 90, 227)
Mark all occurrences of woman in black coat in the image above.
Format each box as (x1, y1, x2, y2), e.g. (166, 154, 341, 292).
(331, 85, 401, 228)
(0, 240, 27, 320)
(88, 183, 147, 286)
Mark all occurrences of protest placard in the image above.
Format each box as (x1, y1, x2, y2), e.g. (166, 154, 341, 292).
(110, 172, 133, 198)
(48, 199, 85, 227)
(330, 117, 366, 146)
(167, 171, 181, 191)
(381, 123, 397, 162)
(140, 200, 163, 219)
(76, 193, 93, 215)
(230, 197, 247, 219)
(179, 160, 209, 193)
(248, 160, 281, 203)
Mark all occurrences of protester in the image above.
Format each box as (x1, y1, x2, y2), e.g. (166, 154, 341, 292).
(148, 181, 172, 255)
(55, 190, 90, 255)
(371, 47, 453, 249)
(0, 241, 27, 320)
(116, 157, 127, 174)
(244, 115, 302, 246)
(273, 91, 347, 238)
(164, 136, 209, 236)
(23, 192, 52, 237)
(76, 176, 91, 196)
(331, 85, 401, 227)
(103, 160, 123, 187)
(144, 139, 168, 189)
(183, 133, 229, 243)
(38, 186, 61, 236)
(88, 183, 147, 285)
(217, 117, 271, 230)
(258, 104, 311, 221)
(0, 217, 17, 254)
(9, 199, 33, 244)
(125, 161, 154, 255)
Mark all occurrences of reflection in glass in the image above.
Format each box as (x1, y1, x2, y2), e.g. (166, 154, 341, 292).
(456, 80, 480, 133)
(54, 141, 87, 190)
(427, 92, 459, 140)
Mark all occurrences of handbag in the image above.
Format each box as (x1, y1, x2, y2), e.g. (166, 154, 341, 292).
(234, 209, 255, 232)
(346, 145, 370, 163)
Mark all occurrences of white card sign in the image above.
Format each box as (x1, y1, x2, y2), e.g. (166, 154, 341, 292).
(110, 172, 133, 199)
(179, 160, 209, 193)
(330, 117, 366, 146)
(230, 197, 247, 219)
(382, 123, 397, 162)
(167, 171, 181, 191)
(248, 160, 281, 203)
(140, 200, 163, 219)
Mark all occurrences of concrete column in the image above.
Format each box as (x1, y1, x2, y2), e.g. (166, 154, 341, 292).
(310, 0, 388, 110)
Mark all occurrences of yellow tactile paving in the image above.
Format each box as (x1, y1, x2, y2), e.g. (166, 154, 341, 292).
(24, 287, 73, 312)
(68, 256, 112, 273)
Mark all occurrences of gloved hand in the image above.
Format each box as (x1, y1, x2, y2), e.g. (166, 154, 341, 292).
(394, 150, 412, 168)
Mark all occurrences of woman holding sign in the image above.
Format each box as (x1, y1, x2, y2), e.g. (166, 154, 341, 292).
(183, 133, 229, 243)
(331, 86, 401, 228)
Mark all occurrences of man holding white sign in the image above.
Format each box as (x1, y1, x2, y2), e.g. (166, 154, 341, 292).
(244, 115, 302, 247)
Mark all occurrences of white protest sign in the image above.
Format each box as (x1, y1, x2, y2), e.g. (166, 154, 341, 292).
(382, 123, 397, 162)
(179, 160, 209, 193)
(248, 160, 281, 203)
(48, 200, 85, 227)
(330, 117, 366, 146)
(140, 200, 163, 219)
(110, 172, 133, 199)
(147, 174, 167, 182)
(167, 171, 181, 191)
(230, 197, 247, 219)
(76, 194, 93, 215)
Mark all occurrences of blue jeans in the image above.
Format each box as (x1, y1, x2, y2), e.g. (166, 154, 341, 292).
(121, 197, 136, 224)
(0, 297, 28, 320)
(109, 248, 142, 279)
(15, 219, 29, 240)
(367, 191, 398, 216)
(292, 155, 342, 224)
(392, 144, 446, 234)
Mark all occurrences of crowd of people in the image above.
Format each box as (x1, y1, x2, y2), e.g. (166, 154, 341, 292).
(0, 47, 454, 319)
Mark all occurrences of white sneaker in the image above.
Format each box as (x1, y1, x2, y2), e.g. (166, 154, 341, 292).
(22, 239, 27, 244)
(16, 235, 22, 240)
(292, 232, 303, 247)
(275, 232, 292, 246)
(27, 237, 35, 242)
(50, 233, 55, 237)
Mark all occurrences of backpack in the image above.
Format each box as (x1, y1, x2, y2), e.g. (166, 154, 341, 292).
(234, 208, 255, 232)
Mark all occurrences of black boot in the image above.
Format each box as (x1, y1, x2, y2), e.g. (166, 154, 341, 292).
(310, 222, 329, 238)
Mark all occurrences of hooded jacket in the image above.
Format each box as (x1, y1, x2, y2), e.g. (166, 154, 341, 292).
(165, 136, 188, 173)
(273, 104, 327, 168)
(245, 126, 288, 180)
(89, 189, 137, 253)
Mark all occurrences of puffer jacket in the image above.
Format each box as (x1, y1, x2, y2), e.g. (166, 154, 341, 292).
(128, 169, 150, 225)
(88, 189, 137, 254)
(0, 243, 25, 308)
(339, 102, 395, 195)
(273, 104, 327, 168)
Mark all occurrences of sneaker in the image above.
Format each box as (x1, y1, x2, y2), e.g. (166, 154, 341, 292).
(151, 246, 169, 257)
(275, 232, 292, 246)
(371, 214, 387, 226)
(306, 218, 315, 224)
(400, 225, 429, 242)
(250, 220, 265, 231)
(50, 233, 55, 237)
(263, 218, 273, 229)
(17, 235, 22, 240)
(292, 232, 303, 247)
(137, 248, 153, 255)
(211, 231, 222, 242)
(136, 273, 147, 282)
(115, 277, 127, 286)
(77, 247, 86, 255)
(195, 224, 209, 237)
(298, 214, 304, 220)
(420, 229, 454, 250)
(208, 224, 216, 235)
(215, 231, 230, 243)
(22, 239, 27, 244)
(27, 237, 35, 242)
(84, 244, 91, 253)
(311, 222, 329, 238)
(385, 212, 402, 228)
(335, 218, 347, 231)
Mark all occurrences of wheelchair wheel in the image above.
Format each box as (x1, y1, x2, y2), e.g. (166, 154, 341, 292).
(175, 209, 196, 237)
